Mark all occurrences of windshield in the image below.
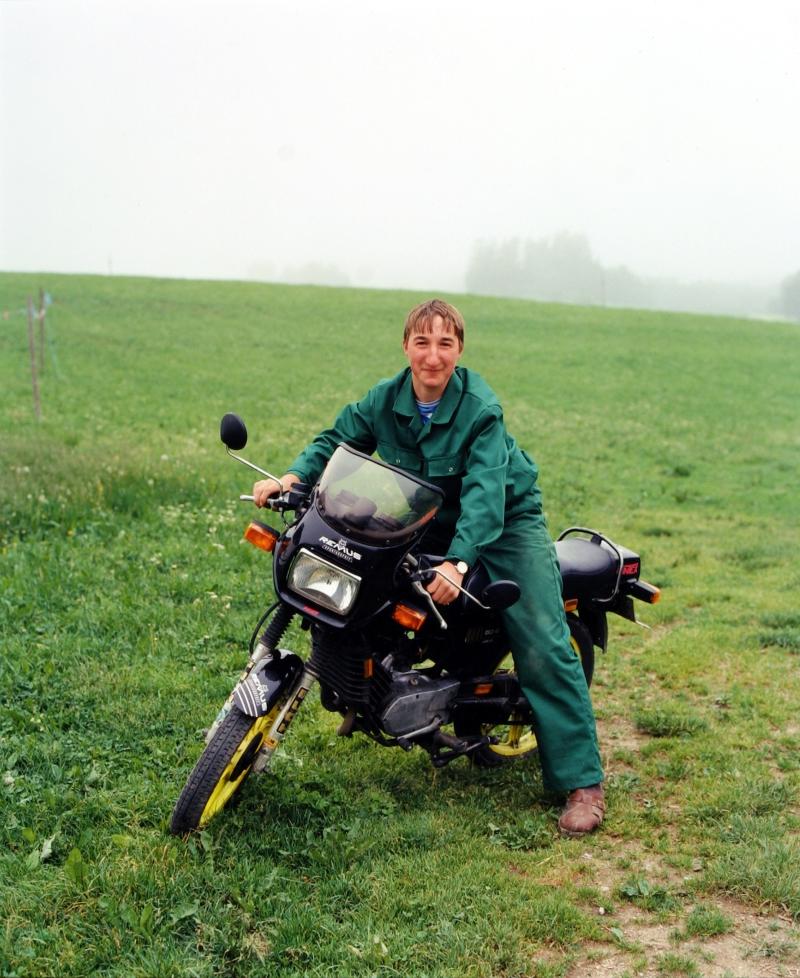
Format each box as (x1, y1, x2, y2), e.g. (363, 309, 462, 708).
(316, 445, 443, 543)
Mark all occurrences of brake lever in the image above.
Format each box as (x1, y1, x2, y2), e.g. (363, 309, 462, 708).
(406, 555, 491, 611)
(411, 579, 448, 631)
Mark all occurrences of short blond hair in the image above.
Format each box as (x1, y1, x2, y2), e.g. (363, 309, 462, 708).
(403, 299, 465, 349)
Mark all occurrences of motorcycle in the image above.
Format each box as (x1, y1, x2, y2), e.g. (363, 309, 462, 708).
(169, 414, 660, 834)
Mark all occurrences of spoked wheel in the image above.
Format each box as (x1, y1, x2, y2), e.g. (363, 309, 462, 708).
(170, 704, 280, 834)
(453, 613, 595, 768)
(454, 696, 539, 768)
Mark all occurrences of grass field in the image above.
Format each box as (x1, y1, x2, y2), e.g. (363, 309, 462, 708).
(1, 271, 799, 978)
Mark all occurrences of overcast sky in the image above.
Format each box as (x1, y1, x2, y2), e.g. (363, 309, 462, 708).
(2, 0, 798, 292)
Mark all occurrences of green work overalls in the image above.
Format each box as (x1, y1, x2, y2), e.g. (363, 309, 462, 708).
(287, 366, 603, 792)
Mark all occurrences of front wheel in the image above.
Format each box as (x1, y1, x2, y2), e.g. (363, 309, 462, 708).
(170, 704, 279, 834)
(453, 613, 595, 768)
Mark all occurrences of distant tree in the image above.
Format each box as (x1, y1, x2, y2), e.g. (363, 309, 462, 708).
(465, 238, 524, 297)
(521, 232, 604, 304)
(466, 234, 777, 316)
(604, 264, 650, 308)
(779, 270, 800, 319)
(466, 231, 605, 304)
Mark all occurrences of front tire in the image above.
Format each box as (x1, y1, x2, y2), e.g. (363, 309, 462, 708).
(453, 613, 595, 768)
(170, 705, 278, 834)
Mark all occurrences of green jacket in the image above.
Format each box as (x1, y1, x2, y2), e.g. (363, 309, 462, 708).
(287, 366, 542, 566)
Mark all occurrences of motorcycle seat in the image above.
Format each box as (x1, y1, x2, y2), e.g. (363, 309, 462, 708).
(555, 538, 618, 599)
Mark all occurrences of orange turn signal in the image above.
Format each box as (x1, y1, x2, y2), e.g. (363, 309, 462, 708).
(392, 603, 427, 631)
(564, 598, 578, 612)
(473, 682, 494, 696)
(244, 521, 279, 552)
(629, 580, 661, 604)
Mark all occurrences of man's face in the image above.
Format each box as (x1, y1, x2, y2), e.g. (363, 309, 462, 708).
(403, 315, 462, 400)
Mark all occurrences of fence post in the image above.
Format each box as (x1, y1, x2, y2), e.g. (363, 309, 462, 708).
(38, 288, 46, 374)
(27, 296, 42, 420)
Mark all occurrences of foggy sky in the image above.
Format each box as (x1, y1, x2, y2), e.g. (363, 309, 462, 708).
(2, 0, 799, 293)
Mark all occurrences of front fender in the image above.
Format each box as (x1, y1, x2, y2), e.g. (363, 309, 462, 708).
(233, 649, 305, 717)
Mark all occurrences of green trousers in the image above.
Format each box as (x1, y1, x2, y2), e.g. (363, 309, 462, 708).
(478, 510, 604, 793)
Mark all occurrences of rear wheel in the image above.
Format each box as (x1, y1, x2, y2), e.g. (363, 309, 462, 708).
(170, 704, 280, 834)
(453, 613, 595, 768)
(454, 695, 538, 768)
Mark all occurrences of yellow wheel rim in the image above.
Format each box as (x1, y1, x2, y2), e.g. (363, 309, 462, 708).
(485, 717, 538, 757)
(199, 711, 276, 827)
(481, 635, 582, 759)
(478, 658, 538, 758)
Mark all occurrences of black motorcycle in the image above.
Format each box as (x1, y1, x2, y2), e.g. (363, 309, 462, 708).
(170, 414, 660, 834)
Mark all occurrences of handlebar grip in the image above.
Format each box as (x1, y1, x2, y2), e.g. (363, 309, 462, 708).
(409, 568, 435, 585)
(243, 486, 311, 510)
(238, 492, 281, 507)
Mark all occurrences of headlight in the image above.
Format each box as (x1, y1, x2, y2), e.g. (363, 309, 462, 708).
(287, 549, 361, 615)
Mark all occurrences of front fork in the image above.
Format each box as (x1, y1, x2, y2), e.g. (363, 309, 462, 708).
(205, 606, 296, 745)
(204, 639, 266, 745)
(203, 604, 316, 774)
(251, 668, 317, 773)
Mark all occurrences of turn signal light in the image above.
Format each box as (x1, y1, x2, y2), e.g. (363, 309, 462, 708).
(244, 521, 279, 552)
(629, 580, 661, 604)
(564, 598, 579, 612)
(392, 603, 427, 631)
(473, 682, 494, 696)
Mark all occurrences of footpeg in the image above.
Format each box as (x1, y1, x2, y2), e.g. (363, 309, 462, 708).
(429, 730, 491, 767)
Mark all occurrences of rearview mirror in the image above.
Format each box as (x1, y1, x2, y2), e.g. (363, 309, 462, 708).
(220, 413, 248, 451)
(480, 580, 520, 611)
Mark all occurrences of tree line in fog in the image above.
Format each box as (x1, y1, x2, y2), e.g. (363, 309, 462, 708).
(466, 232, 799, 320)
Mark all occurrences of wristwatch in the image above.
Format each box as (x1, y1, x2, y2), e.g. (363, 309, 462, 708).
(454, 560, 469, 576)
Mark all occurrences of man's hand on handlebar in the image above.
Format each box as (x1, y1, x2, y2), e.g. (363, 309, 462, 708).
(253, 473, 301, 508)
(426, 560, 464, 606)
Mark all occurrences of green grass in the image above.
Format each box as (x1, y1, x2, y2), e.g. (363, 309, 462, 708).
(2, 271, 800, 976)
(680, 903, 734, 939)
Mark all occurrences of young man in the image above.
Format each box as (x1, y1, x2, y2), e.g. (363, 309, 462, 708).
(253, 299, 605, 836)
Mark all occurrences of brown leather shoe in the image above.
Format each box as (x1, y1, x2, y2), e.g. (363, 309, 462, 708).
(558, 784, 605, 837)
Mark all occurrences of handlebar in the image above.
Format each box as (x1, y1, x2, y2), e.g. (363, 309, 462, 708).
(239, 493, 289, 512)
(239, 484, 311, 513)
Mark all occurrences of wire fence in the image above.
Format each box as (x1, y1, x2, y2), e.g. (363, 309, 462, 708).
(3, 289, 61, 419)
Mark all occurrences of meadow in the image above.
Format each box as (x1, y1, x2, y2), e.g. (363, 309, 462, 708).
(1, 271, 799, 978)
